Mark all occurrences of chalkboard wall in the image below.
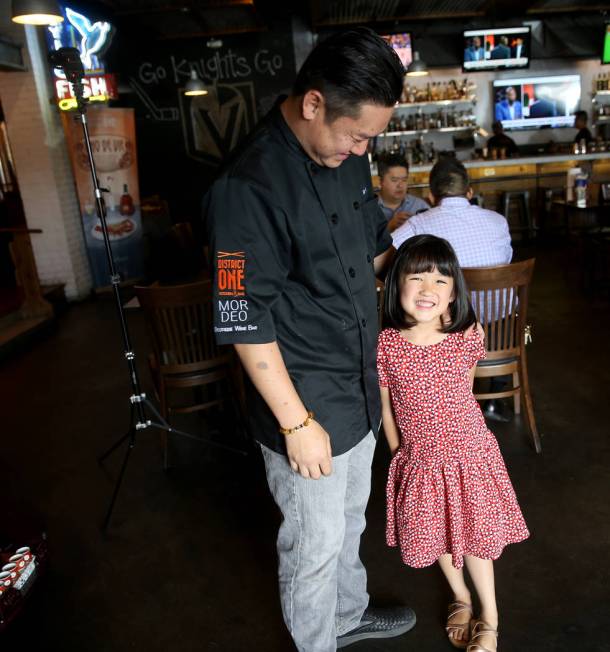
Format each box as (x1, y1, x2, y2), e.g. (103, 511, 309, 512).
(107, 23, 296, 220)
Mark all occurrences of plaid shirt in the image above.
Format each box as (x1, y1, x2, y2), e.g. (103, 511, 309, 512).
(392, 196, 512, 267)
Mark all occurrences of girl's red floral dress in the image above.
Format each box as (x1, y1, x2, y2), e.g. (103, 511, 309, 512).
(377, 327, 529, 569)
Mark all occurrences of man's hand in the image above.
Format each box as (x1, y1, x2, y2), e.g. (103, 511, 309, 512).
(387, 210, 411, 233)
(285, 420, 332, 479)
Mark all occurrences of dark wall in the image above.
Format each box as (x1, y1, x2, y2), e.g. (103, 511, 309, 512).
(106, 23, 296, 220)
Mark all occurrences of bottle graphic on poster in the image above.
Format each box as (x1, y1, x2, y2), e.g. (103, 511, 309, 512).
(119, 183, 135, 216)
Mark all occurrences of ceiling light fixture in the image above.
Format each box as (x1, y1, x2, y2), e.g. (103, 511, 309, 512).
(406, 51, 429, 77)
(184, 68, 208, 96)
(11, 0, 63, 25)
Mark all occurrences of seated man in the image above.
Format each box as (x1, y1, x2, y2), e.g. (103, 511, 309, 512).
(377, 153, 429, 233)
(392, 157, 513, 422)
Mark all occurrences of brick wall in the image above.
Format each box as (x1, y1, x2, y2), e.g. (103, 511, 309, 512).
(0, 10, 91, 300)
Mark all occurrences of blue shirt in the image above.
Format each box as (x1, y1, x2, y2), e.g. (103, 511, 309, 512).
(378, 194, 430, 222)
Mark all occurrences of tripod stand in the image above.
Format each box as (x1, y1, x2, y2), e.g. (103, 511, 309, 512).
(49, 48, 246, 532)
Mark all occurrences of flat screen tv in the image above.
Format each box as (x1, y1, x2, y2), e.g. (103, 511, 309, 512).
(602, 23, 610, 64)
(492, 75, 581, 130)
(381, 32, 412, 68)
(463, 26, 530, 71)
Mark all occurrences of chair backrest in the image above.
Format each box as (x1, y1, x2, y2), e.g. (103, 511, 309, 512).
(462, 258, 535, 360)
(135, 279, 231, 375)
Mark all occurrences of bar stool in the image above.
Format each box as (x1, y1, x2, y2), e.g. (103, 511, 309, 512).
(502, 190, 535, 240)
(537, 186, 565, 234)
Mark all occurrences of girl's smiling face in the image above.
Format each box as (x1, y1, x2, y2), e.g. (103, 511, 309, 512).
(400, 266, 455, 326)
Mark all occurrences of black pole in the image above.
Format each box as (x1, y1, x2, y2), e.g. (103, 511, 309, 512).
(48, 48, 245, 531)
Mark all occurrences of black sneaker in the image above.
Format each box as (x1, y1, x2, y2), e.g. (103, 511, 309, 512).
(336, 606, 416, 648)
(483, 400, 511, 423)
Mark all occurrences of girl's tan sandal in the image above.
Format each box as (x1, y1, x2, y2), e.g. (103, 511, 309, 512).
(446, 601, 473, 649)
(466, 619, 498, 652)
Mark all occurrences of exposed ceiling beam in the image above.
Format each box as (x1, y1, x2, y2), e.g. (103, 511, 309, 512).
(157, 25, 266, 39)
(527, 3, 610, 12)
(313, 11, 486, 28)
(112, 0, 253, 17)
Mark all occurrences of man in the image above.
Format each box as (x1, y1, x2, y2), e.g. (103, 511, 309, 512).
(495, 86, 522, 122)
(464, 36, 484, 62)
(204, 28, 415, 652)
(573, 110, 593, 144)
(511, 36, 527, 59)
(529, 95, 557, 119)
(487, 120, 519, 158)
(377, 153, 429, 232)
(392, 158, 513, 422)
(490, 35, 511, 60)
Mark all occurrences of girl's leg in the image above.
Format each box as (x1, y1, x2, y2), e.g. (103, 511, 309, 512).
(464, 555, 498, 651)
(438, 554, 472, 646)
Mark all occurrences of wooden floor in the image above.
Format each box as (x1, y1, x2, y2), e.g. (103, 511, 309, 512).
(0, 241, 608, 651)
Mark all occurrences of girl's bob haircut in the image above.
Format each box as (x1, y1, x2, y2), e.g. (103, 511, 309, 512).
(384, 234, 477, 333)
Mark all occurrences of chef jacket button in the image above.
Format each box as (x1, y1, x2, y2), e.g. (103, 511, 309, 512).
(353, 201, 360, 210)
(361, 318, 367, 327)
(310, 163, 318, 174)
(366, 254, 372, 263)
(330, 213, 339, 225)
(349, 267, 356, 278)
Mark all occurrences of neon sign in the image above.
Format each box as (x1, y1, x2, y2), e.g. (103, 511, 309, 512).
(46, 4, 115, 110)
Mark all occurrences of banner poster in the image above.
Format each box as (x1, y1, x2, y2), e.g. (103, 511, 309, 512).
(62, 107, 143, 288)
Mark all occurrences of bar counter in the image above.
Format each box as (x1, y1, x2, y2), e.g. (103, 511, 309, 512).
(386, 152, 610, 214)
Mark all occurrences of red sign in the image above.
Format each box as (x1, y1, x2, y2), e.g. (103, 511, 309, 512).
(55, 74, 118, 110)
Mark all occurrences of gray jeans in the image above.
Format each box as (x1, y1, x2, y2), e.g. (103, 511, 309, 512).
(260, 431, 376, 652)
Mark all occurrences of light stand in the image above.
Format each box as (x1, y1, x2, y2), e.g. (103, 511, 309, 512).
(49, 48, 246, 532)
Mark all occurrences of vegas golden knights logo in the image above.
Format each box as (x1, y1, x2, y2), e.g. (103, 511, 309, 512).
(180, 82, 257, 166)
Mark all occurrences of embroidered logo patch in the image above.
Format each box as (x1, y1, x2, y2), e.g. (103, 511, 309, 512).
(216, 251, 245, 297)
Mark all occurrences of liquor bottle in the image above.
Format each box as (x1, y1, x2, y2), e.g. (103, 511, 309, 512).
(119, 183, 135, 216)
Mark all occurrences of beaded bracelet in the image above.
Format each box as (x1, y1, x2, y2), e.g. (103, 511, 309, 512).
(279, 410, 315, 436)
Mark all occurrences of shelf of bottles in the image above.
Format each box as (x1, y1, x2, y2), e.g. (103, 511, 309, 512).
(369, 78, 479, 169)
(592, 87, 610, 127)
(378, 77, 478, 138)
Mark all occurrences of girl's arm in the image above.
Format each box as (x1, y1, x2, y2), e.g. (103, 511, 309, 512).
(380, 386, 401, 454)
(469, 323, 485, 389)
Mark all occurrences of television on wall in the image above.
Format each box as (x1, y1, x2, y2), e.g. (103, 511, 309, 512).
(381, 32, 412, 68)
(463, 26, 530, 71)
(602, 23, 610, 64)
(492, 75, 581, 131)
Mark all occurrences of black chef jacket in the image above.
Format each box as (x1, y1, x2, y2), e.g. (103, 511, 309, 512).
(203, 103, 392, 456)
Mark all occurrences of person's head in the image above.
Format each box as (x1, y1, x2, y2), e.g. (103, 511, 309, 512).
(574, 110, 588, 129)
(289, 27, 404, 168)
(378, 153, 409, 204)
(506, 86, 517, 103)
(472, 36, 481, 49)
(500, 36, 509, 46)
(515, 37, 523, 46)
(383, 235, 476, 333)
(492, 120, 504, 136)
(428, 157, 470, 204)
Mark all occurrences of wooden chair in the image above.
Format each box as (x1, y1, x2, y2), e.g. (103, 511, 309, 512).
(462, 259, 542, 453)
(135, 279, 243, 468)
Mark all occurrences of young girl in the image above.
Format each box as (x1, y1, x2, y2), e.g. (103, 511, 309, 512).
(377, 235, 529, 652)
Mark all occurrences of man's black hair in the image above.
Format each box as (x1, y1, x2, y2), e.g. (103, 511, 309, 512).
(378, 153, 409, 179)
(292, 27, 405, 123)
(429, 157, 470, 200)
(575, 110, 588, 123)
